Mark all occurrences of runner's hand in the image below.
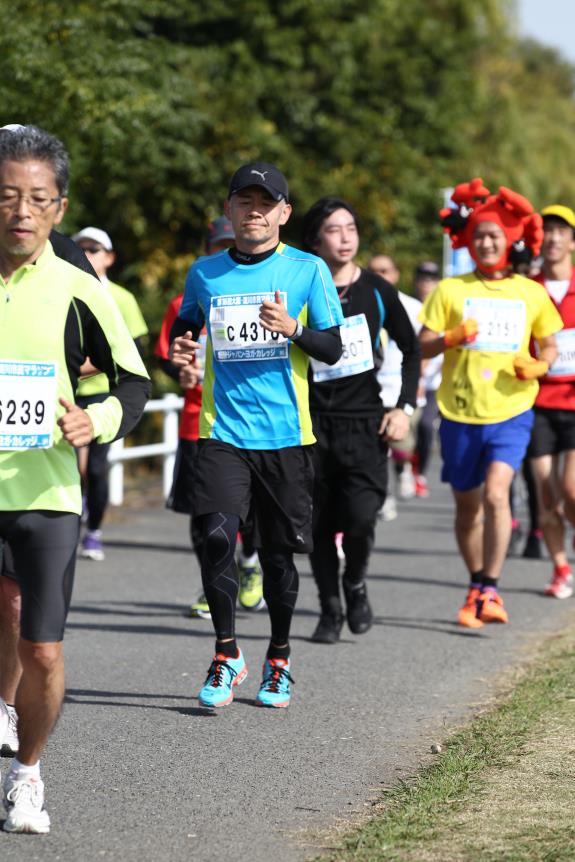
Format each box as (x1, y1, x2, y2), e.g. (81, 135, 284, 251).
(513, 356, 549, 380)
(444, 319, 478, 348)
(58, 398, 95, 447)
(379, 408, 410, 442)
(259, 290, 297, 337)
(170, 332, 200, 367)
(179, 365, 200, 389)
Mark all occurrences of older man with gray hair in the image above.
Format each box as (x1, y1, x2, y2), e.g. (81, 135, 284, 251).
(0, 126, 149, 833)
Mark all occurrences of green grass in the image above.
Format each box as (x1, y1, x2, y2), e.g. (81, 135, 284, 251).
(311, 629, 575, 862)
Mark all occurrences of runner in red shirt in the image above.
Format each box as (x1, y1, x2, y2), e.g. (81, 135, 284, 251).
(528, 205, 575, 598)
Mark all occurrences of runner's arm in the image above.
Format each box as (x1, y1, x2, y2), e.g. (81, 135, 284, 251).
(170, 315, 202, 343)
(158, 357, 180, 383)
(79, 301, 150, 442)
(377, 283, 420, 408)
(534, 334, 558, 368)
(259, 290, 343, 364)
(292, 325, 342, 364)
(419, 326, 446, 358)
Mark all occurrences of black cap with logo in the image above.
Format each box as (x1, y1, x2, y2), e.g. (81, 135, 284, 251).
(228, 161, 289, 202)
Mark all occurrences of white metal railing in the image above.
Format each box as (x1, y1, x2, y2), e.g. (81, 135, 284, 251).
(108, 393, 184, 506)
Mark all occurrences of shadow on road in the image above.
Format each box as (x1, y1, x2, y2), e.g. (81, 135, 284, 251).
(71, 600, 187, 617)
(102, 539, 191, 554)
(373, 614, 484, 638)
(368, 572, 463, 589)
(372, 546, 460, 557)
(65, 688, 214, 717)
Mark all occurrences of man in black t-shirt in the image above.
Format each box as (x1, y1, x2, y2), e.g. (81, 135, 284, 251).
(302, 198, 420, 643)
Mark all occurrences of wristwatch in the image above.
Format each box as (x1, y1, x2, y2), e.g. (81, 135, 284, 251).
(291, 320, 303, 339)
(400, 404, 415, 417)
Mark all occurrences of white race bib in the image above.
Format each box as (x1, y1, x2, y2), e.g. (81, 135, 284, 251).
(210, 293, 289, 362)
(311, 314, 374, 382)
(463, 297, 526, 352)
(547, 328, 575, 377)
(0, 360, 58, 449)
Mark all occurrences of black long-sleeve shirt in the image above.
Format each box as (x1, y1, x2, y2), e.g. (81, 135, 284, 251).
(309, 269, 420, 417)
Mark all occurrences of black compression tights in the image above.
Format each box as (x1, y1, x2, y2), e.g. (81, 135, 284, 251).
(199, 512, 299, 643)
(259, 548, 299, 644)
(200, 512, 240, 640)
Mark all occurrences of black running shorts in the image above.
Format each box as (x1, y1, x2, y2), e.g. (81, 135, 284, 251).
(528, 407, 575, 458)
(167, 438, 198, 515)
(192, 439, 314, 553)
(0, 511, 80, 642)
(311, 414, 388, 536)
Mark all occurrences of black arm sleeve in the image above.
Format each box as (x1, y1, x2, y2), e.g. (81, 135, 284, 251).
(377, 282, 421, 408)
(74, 299, 151, 440)
(158, 357, 180, 383)
(133, 336, 146, 359)
(293, 325, 342, 365)
(169, 315, 203, 343)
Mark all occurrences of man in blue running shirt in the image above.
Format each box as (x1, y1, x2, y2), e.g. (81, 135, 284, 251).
(170, 162, 343, 708)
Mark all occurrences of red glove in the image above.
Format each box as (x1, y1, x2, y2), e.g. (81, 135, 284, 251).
(444, 319, 479, 348)
(513, 356, 549, 380)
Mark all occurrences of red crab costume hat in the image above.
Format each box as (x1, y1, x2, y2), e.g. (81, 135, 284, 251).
(439, 178, 544, 274)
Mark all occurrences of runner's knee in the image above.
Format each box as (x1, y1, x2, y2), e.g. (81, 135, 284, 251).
(18, 639, 63, 675)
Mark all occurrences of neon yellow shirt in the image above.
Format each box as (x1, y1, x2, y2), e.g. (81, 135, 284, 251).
(0, 243, 149, 513)
(77, 278, 148, 397)
(419, 272, 563, 424)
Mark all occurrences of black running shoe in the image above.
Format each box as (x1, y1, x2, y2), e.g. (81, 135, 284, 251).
(343, 580, 373, 634)
(311, 613, 343, 644)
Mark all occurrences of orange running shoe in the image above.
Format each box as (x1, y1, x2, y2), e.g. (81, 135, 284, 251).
(457, 587, 483, 628)
(477, 589, 508, 624)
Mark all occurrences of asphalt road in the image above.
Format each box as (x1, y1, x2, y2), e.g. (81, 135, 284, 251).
(1, 468, 574, 861)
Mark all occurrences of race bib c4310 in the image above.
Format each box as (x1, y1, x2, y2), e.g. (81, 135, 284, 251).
(0, 360, 58, 449)
(463, 297, 526, 352)
(209, 293, 289, 362)
(311, 314, 374, 382)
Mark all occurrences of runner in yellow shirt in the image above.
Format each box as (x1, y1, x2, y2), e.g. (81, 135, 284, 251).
(419, 178, 562, 627)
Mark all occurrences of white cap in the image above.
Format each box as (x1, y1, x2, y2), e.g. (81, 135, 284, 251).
(0, 124, 25, 132)
(72, 227, 113, 251)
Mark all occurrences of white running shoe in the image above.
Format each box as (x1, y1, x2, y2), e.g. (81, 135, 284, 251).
(81, 530, 105, 562)
(380, 495, 398, 522)
(2, 773, 50, 833)
(398, 465, 416, 499)
(1, 704, 19, 755)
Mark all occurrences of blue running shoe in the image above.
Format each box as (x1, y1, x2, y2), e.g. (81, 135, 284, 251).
(198, 650, 248, 708)
(255, 658, 293, 708)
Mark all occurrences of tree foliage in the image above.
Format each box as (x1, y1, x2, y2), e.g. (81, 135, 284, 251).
(0, 0, 574, 343)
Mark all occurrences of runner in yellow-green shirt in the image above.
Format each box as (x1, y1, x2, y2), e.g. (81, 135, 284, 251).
(0, 126, 149, 834)
(419, 178, 562, 629)
(72, 226, 148, 561)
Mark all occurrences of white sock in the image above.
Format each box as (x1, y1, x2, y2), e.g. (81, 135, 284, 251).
(239, 552, 258, 568)
(10, 758, 41, 781)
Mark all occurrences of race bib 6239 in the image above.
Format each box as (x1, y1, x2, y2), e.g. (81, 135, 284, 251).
(0, 360, 58, 450)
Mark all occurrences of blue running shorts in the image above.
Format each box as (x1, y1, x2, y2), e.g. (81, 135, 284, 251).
(439, 410, 534, 492)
